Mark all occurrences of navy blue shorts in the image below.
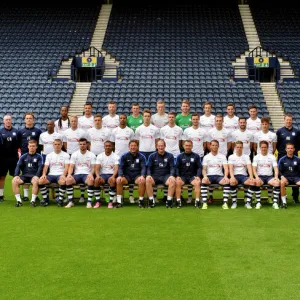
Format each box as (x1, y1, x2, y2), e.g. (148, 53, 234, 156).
(285, 177, 300, 185)
(47, 175, 61, 184)
(180, 176, 196, 184)
(124, 175, 140, 184)
(73, 174, 88, 184)
(152, 175, 171, 185)
(234, 175, 248, 185)
(20, 175, 35, 184)
(259, 175, 274, 185)
(208, 175, 223, 184)
(100, 174, 114, 183)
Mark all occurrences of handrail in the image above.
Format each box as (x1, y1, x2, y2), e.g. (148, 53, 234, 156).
(78, 46, 103, 58)
(248, 46, 275, 58)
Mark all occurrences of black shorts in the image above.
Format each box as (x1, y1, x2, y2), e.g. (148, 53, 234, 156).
(152, 175, 171, 185)
(20, 175, 35, 184)
(0, 157, 18, 177)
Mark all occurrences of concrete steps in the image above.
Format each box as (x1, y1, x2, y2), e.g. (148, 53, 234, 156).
(68, 82, 91, 116)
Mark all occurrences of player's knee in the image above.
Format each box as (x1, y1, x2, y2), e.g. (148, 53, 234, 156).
(86, 179, 94, 186)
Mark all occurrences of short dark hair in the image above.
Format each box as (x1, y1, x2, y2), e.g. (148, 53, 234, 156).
(248, 104, 257, 111)
(261, 117, 270, 124)
(79, 138, 88, 143)
(210, 139, 219, 146)
(286, 142, 295, 148)
(129, 139, 139, 146)
(143, 109, 152, 116)
(284, 113, 293, 119)
(226, 103, 235, 108)
(259, 140, 269, 148)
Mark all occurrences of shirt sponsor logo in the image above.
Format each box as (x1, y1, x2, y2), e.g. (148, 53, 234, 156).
(165, 136, 177, 140)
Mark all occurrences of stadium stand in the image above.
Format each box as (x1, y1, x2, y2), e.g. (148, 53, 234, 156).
(89, 4, 271, 121)
(0, 6, 100, 130)
(251, 3, 300, 128)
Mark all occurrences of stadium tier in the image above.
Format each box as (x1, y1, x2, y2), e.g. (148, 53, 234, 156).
(0, 6, 100, 130)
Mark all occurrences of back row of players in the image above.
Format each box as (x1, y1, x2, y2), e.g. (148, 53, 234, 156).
(1, 99, 300, 209)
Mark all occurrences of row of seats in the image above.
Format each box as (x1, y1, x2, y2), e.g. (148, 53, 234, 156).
(0, 6, 99, 125)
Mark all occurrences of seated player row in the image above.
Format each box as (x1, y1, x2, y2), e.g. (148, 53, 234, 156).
(11, 137, 300, 210)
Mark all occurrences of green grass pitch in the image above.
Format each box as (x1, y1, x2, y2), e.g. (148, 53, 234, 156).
(1, 176, 300, 300)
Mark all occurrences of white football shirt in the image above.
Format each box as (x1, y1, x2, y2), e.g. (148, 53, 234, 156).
(200, 114, 215, 130)
(246, 117, 261, 134)
(182, 127, 207, 157)
(252, 153, 277, 176)
(96, 151, 119, 175)
(87, 127, 110, 155)
(202, 152, 228, 176)
(45, 151, 70, 176)
(231, 129, 254, 156)
(207, 127, 230, 156)
(110, 126, 135, 157)
(160, 124, 183, 157)
(39, 132, 63, 155)
(151, 113, 168, 129)
(70, 150, 96, 175)
(135, 124, 160, 152)
(228, 153, 251, 176)
(102, 114, 120, 135)
(54, 119, 70, 134)
(78, 115, 94, 131)
(254, 131, 277, 154)
(223, 115, 239, 142)
(63, 128, 88, 155)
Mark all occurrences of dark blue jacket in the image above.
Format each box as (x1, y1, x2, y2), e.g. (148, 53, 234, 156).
(276, 126, 300, 158)
(278, 155, 300, 177)
(14, 152, 44, 177)
(118, 152, 146, 178)
(0, 127, 19, 158)
(147, 151, 175, 177)
(175, 152, 202, 178)
(17, 126, 42, 154)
